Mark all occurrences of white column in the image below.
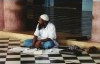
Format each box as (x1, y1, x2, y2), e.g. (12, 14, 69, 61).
(4, 0, 22, 31)
(91, 1, 100, 42)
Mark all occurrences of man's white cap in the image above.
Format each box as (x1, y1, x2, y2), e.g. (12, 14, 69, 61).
(40, 14, 49, 21)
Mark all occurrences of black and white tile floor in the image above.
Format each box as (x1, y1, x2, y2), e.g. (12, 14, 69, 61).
(0, 38, 100, 64)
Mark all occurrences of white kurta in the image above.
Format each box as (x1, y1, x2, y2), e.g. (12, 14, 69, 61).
(34, 22, 59, 46)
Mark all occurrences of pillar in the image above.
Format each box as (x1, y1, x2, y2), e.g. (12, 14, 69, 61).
(4, 0, 22, 31)
(91, 0, 100, 42)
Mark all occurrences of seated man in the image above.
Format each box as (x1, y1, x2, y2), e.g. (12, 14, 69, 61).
(23, 14, 59, 49)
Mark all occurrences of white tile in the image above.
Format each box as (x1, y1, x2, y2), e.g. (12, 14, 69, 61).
(0, 40, 9, 42)
(9, 41, 20, 44)
(0, 48, 8, 51)
(21, 57, 35, 61)
(0, 58, 6, 61)
(5, 61, 20, 64)
(61, 54, 76, 57)
(94, 59, 100, 63)
(9, 38, 18, 40)
(34, 54, 48, 57)
(35, 60, 50, 63)
(77, 56, 92, 60)
(0, 53, 7, 55)
(65, 60, 80, 63)
(89, 54, 100, 57)
(6, 55, 20, 58)
(0, 44, 8, 46)
(43, 48, 62, 54)
(81, 63, 96, 64)
(82, 51, 88, 54)
(8, 46, 20, 48)
(49, 57, 63, 60)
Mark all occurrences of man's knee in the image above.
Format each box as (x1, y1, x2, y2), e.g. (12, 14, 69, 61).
(42, 41, 55, 49)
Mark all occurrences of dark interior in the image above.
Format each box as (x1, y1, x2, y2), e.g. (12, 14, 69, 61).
(21, 0, 92, 40)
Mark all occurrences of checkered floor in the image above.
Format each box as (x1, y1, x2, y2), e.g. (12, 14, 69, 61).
(0, 38, 100, 64)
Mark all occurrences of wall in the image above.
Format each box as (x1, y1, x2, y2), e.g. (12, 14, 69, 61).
(0, 0, 4, 30)
(91, 0, 100, 42)
(0, 0, 34, 31)
(3, 0, 22, 31)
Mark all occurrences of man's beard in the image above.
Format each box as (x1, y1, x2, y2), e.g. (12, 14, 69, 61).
(38, 22, 48, 30)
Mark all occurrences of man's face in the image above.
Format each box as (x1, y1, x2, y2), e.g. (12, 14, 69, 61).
(38, 17, 43, 25)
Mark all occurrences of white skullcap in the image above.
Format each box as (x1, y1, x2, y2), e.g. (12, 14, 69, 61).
(40, 14, 49, 21)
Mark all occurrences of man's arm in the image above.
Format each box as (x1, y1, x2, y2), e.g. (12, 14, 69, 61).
(32, 35, 37, 47)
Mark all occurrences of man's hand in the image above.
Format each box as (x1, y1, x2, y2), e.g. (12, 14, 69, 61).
(34, 40, 41, 48)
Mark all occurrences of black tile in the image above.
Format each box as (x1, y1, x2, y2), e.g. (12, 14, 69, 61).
(50, 60, 65, 63)
(0, 50, 7, 53)
(63, 57, 77, 60)
(48, 54, 61, 57)
(0, 46, 8, 48)
(79, 60, 95, 63)
(0, 55, 6, 58)
(89, 51, 100, 54)
(8, 44, 20, 46)
(21, 55, 34, 57)
(92, 57, 100, 59)
(9, 40, 20, 42)
(35, 57, 49, 60)
(0, 61, 5, 64)
(58, 46, 67, 49)
(66, 63, 80, 64)
(0, 42, 8, 44)
(21, 61, 35, 64)
(6, 58, 20, 61)
(77, 54, 90, 56)
(7, 53, 20, 55)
